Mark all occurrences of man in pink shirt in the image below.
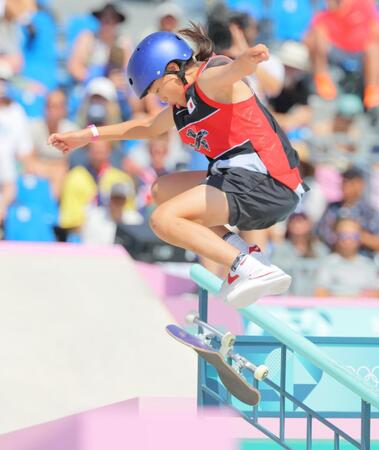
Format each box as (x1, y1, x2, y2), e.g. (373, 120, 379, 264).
(305, 0, 379, 109)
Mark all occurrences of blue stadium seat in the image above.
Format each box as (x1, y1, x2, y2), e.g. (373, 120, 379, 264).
(4, 175, 58, 242)
(9, 87, 46, 118)
(15, 175, 57, 210)
(269, 0, 315, 41)
(226, 0, 266, 20)
(4, 204, 57, 242)
(226, 0, 325, 41)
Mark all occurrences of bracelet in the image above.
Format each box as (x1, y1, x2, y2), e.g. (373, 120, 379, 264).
(87, 124, 100, 141)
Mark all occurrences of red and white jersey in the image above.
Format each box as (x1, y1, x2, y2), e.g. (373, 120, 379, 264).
(173, 56, 307, 195)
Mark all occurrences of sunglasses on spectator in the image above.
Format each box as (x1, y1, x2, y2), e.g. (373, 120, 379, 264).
(336, 232, 360, 240)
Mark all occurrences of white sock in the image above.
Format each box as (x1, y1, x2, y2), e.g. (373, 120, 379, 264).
(231, 253, 271, 278)
(223, 232, 248, 253)
(223, 232, 270, 266)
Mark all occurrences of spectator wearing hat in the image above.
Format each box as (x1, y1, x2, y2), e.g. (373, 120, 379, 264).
(305, 0, 379, 110)
(81, 181, 143, 245)
(271, 212, 329, 296)
(270, 41, 313, 133)
(76, 76, 123, 128)
(30, 89, 78, 198)
(156, 2, 182, 33)
(71, 76, 134, 167)
(68, 2, 132, 83)
(315, 218, 379, 297)
(59, 139, 136, 236)
(317, 166, 379, 257)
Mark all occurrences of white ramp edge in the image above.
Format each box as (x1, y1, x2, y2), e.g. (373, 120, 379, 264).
(0, 243, 196, 434)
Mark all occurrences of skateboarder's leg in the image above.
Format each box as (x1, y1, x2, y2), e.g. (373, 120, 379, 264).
(151, 170, 264, 256)
(149, 183, 290, 307)
(149, 183, 239, 267)
(151, 170, 207, 205)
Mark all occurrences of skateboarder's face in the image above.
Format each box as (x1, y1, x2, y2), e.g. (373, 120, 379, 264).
(149, 62, 187, 107)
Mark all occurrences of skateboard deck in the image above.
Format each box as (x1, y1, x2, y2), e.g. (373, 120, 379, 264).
(166, 324, 261, 406)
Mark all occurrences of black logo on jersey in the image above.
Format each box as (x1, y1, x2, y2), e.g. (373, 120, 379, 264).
(186, 129, 210, 152)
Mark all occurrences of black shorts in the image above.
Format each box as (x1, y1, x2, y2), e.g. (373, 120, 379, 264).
(204, 168, 300, 231)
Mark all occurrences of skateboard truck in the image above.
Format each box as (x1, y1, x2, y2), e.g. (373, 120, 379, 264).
(185, 312, 269, 381)
(167, 323, 262, 406)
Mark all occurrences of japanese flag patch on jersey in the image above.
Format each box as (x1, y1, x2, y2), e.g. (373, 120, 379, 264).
(187, 97, 196, 114)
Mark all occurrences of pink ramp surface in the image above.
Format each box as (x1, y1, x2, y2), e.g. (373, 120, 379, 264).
(0, 399, 238, 450)
(136, 261, 196, 297)
(135, 262, 244, 334)
(0, 398, 378, 450)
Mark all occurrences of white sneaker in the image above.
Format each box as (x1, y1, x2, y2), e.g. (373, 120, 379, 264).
(247, 244, 271, 266)
(219, 264, 292, 309)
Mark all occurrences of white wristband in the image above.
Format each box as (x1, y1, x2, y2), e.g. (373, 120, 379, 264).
(87, 124, 100, 141)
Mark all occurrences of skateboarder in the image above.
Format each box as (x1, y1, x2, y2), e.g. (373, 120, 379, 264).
(49, 24, 309, 308)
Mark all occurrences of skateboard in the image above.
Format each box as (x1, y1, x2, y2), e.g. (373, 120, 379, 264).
(167, 315, 269, 406)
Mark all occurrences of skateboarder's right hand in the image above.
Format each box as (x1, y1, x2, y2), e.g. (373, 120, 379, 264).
(48, 129, 92, 154)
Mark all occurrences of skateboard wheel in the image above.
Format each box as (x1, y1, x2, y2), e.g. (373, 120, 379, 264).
(254, 365, 269, 381)
(221, 333, 235, 348)
(185, 312, 199, 324)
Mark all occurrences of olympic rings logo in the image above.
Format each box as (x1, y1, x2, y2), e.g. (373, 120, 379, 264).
(346, 366, 379, 389)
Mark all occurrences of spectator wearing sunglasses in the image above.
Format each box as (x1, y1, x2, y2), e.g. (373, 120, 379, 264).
(315, 218, 379, 297)
(317, 167, 379, 257)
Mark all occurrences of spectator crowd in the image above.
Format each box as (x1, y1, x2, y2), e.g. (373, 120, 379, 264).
(0, 0, 378, 297)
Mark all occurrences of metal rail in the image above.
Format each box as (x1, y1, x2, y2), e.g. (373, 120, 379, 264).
(189, 264, 379, 450)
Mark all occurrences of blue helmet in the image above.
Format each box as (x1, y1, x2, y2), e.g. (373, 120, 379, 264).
(127, 31, 193, 99)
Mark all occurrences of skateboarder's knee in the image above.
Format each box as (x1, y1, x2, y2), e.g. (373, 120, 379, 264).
(149, 205, 175, 239)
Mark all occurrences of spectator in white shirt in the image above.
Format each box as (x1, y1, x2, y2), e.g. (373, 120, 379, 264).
(315, 218, 379, 297)
(82, 182, 142, 245)
(30, 89, 78, 198)
(0, 148, 16, 224)
(0, 80, 34, 172)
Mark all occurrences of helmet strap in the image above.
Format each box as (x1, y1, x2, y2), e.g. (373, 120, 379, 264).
(164, 60, 188, 86)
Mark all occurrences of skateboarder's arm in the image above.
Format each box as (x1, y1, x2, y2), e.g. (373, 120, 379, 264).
(94, 106, 175, 141)
(197, 44, 269, 94)
(48, 107, 175, 154)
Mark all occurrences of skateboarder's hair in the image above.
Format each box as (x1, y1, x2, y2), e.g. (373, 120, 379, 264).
(178, 22, 215, 62)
